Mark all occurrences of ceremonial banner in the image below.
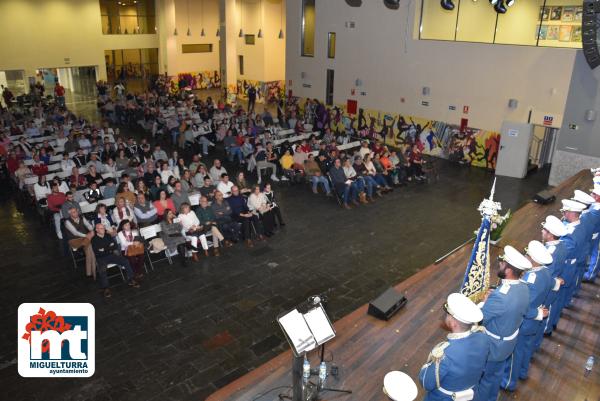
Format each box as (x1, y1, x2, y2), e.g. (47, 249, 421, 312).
(460, 215, 492, 303)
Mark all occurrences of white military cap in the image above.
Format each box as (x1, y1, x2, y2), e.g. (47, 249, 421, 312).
(526, 240, 553, 266)
(542, 215, 568, 237)
(591, 167, 600, 175)
(383, 371, 418, 401)
(561, 199, 586, 213)
(572, 190, 595, 205)
(502, 245, 533, 270)
(445, 293, 483, 324)
(591, 186, 600, 197)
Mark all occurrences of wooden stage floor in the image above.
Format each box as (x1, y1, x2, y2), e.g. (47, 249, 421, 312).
(207, 170, 600, 401)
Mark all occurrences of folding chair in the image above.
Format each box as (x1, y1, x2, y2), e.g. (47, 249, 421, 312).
(139, 224, 172, 270)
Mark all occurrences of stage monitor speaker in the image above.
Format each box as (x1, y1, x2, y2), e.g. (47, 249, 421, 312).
(582, 0, 600, 69)
(367, 287, 407, 321)
(533, 189, 556, 205)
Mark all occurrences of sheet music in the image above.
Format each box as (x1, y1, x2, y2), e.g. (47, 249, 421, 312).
(279, 309, 316, 354)
(304, 306, 336, 345)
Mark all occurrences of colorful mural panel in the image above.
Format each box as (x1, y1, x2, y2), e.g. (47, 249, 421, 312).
(290, 97, 500, 170)
(175, 71, 221, 90)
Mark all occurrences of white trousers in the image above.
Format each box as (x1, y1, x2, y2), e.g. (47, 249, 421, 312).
(185, 233, 208, 251)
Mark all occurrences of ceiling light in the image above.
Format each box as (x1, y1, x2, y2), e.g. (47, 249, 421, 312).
(440, 0, 455, 10)
(494, 0, 507, 13)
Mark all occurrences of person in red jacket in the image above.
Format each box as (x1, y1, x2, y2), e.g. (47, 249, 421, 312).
(47, 182, 67, 239)
(31, 155, 48, 176)
(6, 151, 19, 175)
(54, 82, 66, 107)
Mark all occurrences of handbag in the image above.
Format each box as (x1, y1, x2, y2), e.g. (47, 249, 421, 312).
(125, 242, 145, 256)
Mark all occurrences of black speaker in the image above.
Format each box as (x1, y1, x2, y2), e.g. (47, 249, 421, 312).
(367, 287, 407, 321)
(533, 189, 556, 205)
(582, 0, 600, 69)
(383, 0, 400, 10)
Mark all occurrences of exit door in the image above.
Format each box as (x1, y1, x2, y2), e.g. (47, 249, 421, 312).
(495, 121, 534, 179)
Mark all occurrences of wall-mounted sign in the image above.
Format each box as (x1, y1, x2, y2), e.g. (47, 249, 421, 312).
(543, 115, 554, 126)
(508, 129, 519, 137)
(449, 105, 456, 111)
(302, 83, 312, 88)
(463, 105, 469, 114)
(421, 101, 429, 106)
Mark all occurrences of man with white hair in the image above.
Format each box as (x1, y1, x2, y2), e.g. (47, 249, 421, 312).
(419, 293, 489, 401)
(537, 215, 569, 341)
(501, 241, 552, 391)
(477, 246, 531, 401)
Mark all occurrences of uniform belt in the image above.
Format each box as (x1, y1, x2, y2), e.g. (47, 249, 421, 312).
(484, 327, 519, 341)
(438, 386, 474, 399)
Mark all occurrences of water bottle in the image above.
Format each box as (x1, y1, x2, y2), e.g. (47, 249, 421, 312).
(318, 361, 327, 388)
(302, 356, 311, 384)
(585, 356, 594, 377)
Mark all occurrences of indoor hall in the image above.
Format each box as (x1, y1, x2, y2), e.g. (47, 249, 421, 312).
(1, 0, 599, 401)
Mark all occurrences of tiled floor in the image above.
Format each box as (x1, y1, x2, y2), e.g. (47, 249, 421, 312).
(0, 150, 551, 401)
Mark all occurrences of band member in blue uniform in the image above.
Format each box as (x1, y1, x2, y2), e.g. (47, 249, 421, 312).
(559, 199, 587, 307)
(502, 241, 553, 390)
(478, 246, 531, 401)
(581, 188, 600, 281)
(571, 190, 597, 285)
(537, 215, 569, 342)
(419, 293, 489, 401)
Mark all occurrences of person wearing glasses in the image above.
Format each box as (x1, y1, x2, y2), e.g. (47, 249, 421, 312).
(419, 293, 489, 401)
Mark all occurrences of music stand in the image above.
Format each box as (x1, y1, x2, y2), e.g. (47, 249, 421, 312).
(277, 301, 352, 401)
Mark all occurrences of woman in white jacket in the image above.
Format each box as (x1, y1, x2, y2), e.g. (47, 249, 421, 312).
(113, 196, 137, 227)
(178, 203, 209, 261)
(247, 185, 276, 236)
(117, 219, 145, 279)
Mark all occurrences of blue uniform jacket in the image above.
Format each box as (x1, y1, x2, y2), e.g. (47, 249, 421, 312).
(561, 223, 584, 287)
(545, 241, 568, 303)
(481, 280, 529, 361)
(520, 267, 553, 335)
(419, 331, 490, 401)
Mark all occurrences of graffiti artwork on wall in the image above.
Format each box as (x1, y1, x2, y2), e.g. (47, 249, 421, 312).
(235, 80, 285, 104)
(175, 71, 221, 90)
(291, 97, 501, 169)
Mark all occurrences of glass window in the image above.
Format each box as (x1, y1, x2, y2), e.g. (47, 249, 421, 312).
(537, 0, 582, 48)
(455, 1, 496, 43)
(419, 0, 458, 40)
(181, 44, 214, 53)
(495, 0, 545, 46)
(239, 55, 244, 75)
(245, 34, 256, 45)
(104, 48, 158, 82)
(327, 32, 336, 58)
(99, 0, 156, 35)
(302, 0, 316, 56)
(419, 0, 582, 49)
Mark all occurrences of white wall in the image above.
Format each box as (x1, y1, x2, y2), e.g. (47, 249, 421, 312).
(170, 0, 221, 74)
(285, 0, 576, 132)
(0, 0, 159, 82)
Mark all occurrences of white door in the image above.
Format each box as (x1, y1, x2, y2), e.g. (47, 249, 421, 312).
(495, 121, 534, 179)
